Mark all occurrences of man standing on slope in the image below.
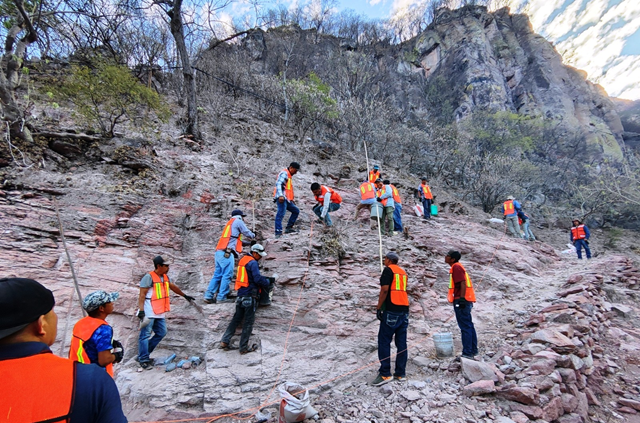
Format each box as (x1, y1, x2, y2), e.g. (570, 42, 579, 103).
(390, 182, 403, 233)
(0, 278, 127, 422)
(69, 290, 124, 377)
(501, 195, 522, 238)
(204, 209, 255, 303)
(368, 165, 381, 183)
(274, 162, 301, 238)
(375, 179, 395, 237)
(570, 218, 591, 259)
(137, 255, 195, 369)
(372, 252, 409, 386)
(445, 250, 478, 359)
(418, 178, 433, 220)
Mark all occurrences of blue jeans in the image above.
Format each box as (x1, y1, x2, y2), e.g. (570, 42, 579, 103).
(205, 250, 235, 301)
(377, 311, 409, 377)
(221, 297, 257, 352)
(138, 318, 167, 363)
(422, 199, 432, 219)
(574, 239, 591, 259)
(454, 301, 478, 356)
(275, 200, 300, 235)
(312, 203, 340, 226)
(393, 204, 403, 232)
(521, 220, 536, 241)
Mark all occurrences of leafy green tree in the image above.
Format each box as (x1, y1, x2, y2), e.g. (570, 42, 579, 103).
(54, 62, 169, 137)
(287, 72, 339, 139)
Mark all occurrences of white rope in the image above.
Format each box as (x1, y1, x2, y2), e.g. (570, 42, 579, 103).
(362, 139, 384, 272)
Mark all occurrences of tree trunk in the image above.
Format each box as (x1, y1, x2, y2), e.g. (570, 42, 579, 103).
(168, 0, 200, 139)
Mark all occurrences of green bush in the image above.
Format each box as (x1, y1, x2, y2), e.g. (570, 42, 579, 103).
(52, 62, 170, 137)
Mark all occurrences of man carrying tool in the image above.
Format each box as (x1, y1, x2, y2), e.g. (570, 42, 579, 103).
(445, 250, 478, 359)
(137, 255, 195, 369)
(372, 252, 409, 386)
(204, 209, 255, 304)
(219, 244, 273, 354)
(311, 182, 342, 227)
(570, 218, 591, 259)
(390, 182, 403, 233)
(375, 179, 395, 237)
(501, 195, 522, 238)
(0, 278, 127, 421)
(274, 162, 301, 238)
(368, 165, 381, 183)
(418, 178, 433, 220)
(69, 290, 124, 377)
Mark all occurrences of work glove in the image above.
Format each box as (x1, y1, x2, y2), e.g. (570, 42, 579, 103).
(136, 310, 145, 321)
(376, 309, 383, 321)
(376, 197, 382, 202)
(267, 277, 276, 285)
(183, 295, 195, 302)
(112, 340, 124, 363)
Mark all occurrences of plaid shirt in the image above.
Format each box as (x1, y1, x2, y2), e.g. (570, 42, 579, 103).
(274, 170, 289, 199)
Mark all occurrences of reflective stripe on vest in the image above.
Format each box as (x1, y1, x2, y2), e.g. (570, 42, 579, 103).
(359, 182, 375, 200)
(0, 353, 75, 422)
(421, 184, 432, 200)
(150, 271, 171, 314)
(368, 170, 380, 183)
(235, 255, 255, 290)
(447, 262, 476, 303)
(69, 316, 114, 377)
(315, 186, 342, 205)
(390, 185, 402, 205)
(216, 218, 243, 253)
(571, 225, 587, 240)
(387, 264, 409, 306)
(273, 168, 294, 201)
(503, 200, 515, 216)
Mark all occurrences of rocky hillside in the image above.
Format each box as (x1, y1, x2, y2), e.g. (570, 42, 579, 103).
(207, 6, 625, 160)
(2, 92, 640, 423)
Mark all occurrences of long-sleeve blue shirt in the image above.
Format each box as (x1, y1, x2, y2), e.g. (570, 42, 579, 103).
(377, 185, 395, 209)
(274, 170, 290, 200)
(570, 225, 590, 242)
(237, 256, 270, 297)
(501, 200, 522, 216)
(226, 216, 255, 251)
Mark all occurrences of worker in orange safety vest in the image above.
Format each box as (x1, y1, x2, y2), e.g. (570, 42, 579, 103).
(570, 219, 591, 259)
(274, 162, 301, 238)
(446, 250, 478, 359)
(311, 182, 342, 226)
(390, 182, 403, 233)
(70, 290, 123, 377)
(354, 181, 377, 227)
(136, 255, 195, 369)
(368, 165, 381, 183)
(418, 178, 433, 220)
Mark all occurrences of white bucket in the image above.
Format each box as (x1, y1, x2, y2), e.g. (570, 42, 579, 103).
(433, 332, 454, 358)
(370, 202, 383, 220)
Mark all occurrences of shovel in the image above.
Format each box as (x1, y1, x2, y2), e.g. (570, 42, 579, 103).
(187, 298, 206, 316)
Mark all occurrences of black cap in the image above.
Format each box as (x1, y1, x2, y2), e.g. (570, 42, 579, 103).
(153, 256, 170, 267)
(231, 209, 247, 217)
(289, 162, 301, 170)
(0, 278, 55, 339)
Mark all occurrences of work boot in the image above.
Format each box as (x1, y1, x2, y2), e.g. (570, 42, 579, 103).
(284, 227, 298, 234)
(371, 374, 392, 386)
(204, 298, 216, 304)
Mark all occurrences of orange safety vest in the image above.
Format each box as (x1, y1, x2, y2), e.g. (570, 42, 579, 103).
(69, 316, 114, 377)
(368, 170, 380, 183)
(420, 184, 433, 200)
(390, 184, 402, 205)
(235, 255, 255, 290)
(315, 186, 342, 205)
(359, 182, 375, 200)
(571, 225, 587, 240)
(387, 264, 409, 306)
(503, 200, 515, 216)
(0, 352, 75, 422)
(216, 218, 243, 253)
(149, 271, 171, 314)
(448, 262, 476, 303)
(273, 168, 294, 201)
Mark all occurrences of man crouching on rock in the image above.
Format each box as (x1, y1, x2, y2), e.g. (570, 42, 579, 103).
(219, 244, 273, 354)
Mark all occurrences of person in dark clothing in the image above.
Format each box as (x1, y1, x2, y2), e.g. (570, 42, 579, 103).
(445, 251, 478, 359)
(0, 278, 127, 422)
(219, 244, 272, 354)
(372, 252, 410, 386)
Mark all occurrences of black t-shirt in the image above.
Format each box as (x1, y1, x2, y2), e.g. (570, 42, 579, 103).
(380, 266, 410, 313)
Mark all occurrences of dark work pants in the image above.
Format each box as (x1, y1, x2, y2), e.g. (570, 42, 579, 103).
(377, 310, 409, 377)
(221, 298, 257, 352)
(422, 199, 432, 219)
(454, 302, 478, 356)
(574, 239, 591, 259)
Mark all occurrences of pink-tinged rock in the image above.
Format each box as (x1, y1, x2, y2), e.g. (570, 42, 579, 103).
(526, 314, 545, 326)
(576, 392, 589, 420)
(534, 350, 562, 361)
(566, 274, 584, 284)
(618, 406, 638, 414)
(530, 329, 576, 353)
(561, 394, 578, 413)
(543, 396, 564, 421)
(527, 358, 556, 375)
(558, 368, 578, 384)
(558, 285, 585, 297)
(496, 386, 540, 405)
(463, 379, 495, 396)
(584, 387, 600, 406)
(461, 358, 499, 382)
(540, 303, 569, 313)
(509, 403, 543, 419)
(557, 413, 583, 423)
(619, 398, 640, 411)
(509, 411, 529, 423)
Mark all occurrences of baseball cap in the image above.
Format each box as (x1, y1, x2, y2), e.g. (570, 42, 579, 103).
(384, 252, 399, 263)
(251, 244, 267, 257)
(153, 256, 170, 267)
(83, 290, 119, 312)
(373, 165, 380, 170)
(231, 209, 247, 217)
(0, 278, 55, 339)
(289, 162, 301, 170)
(507, 195, 515, 200)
